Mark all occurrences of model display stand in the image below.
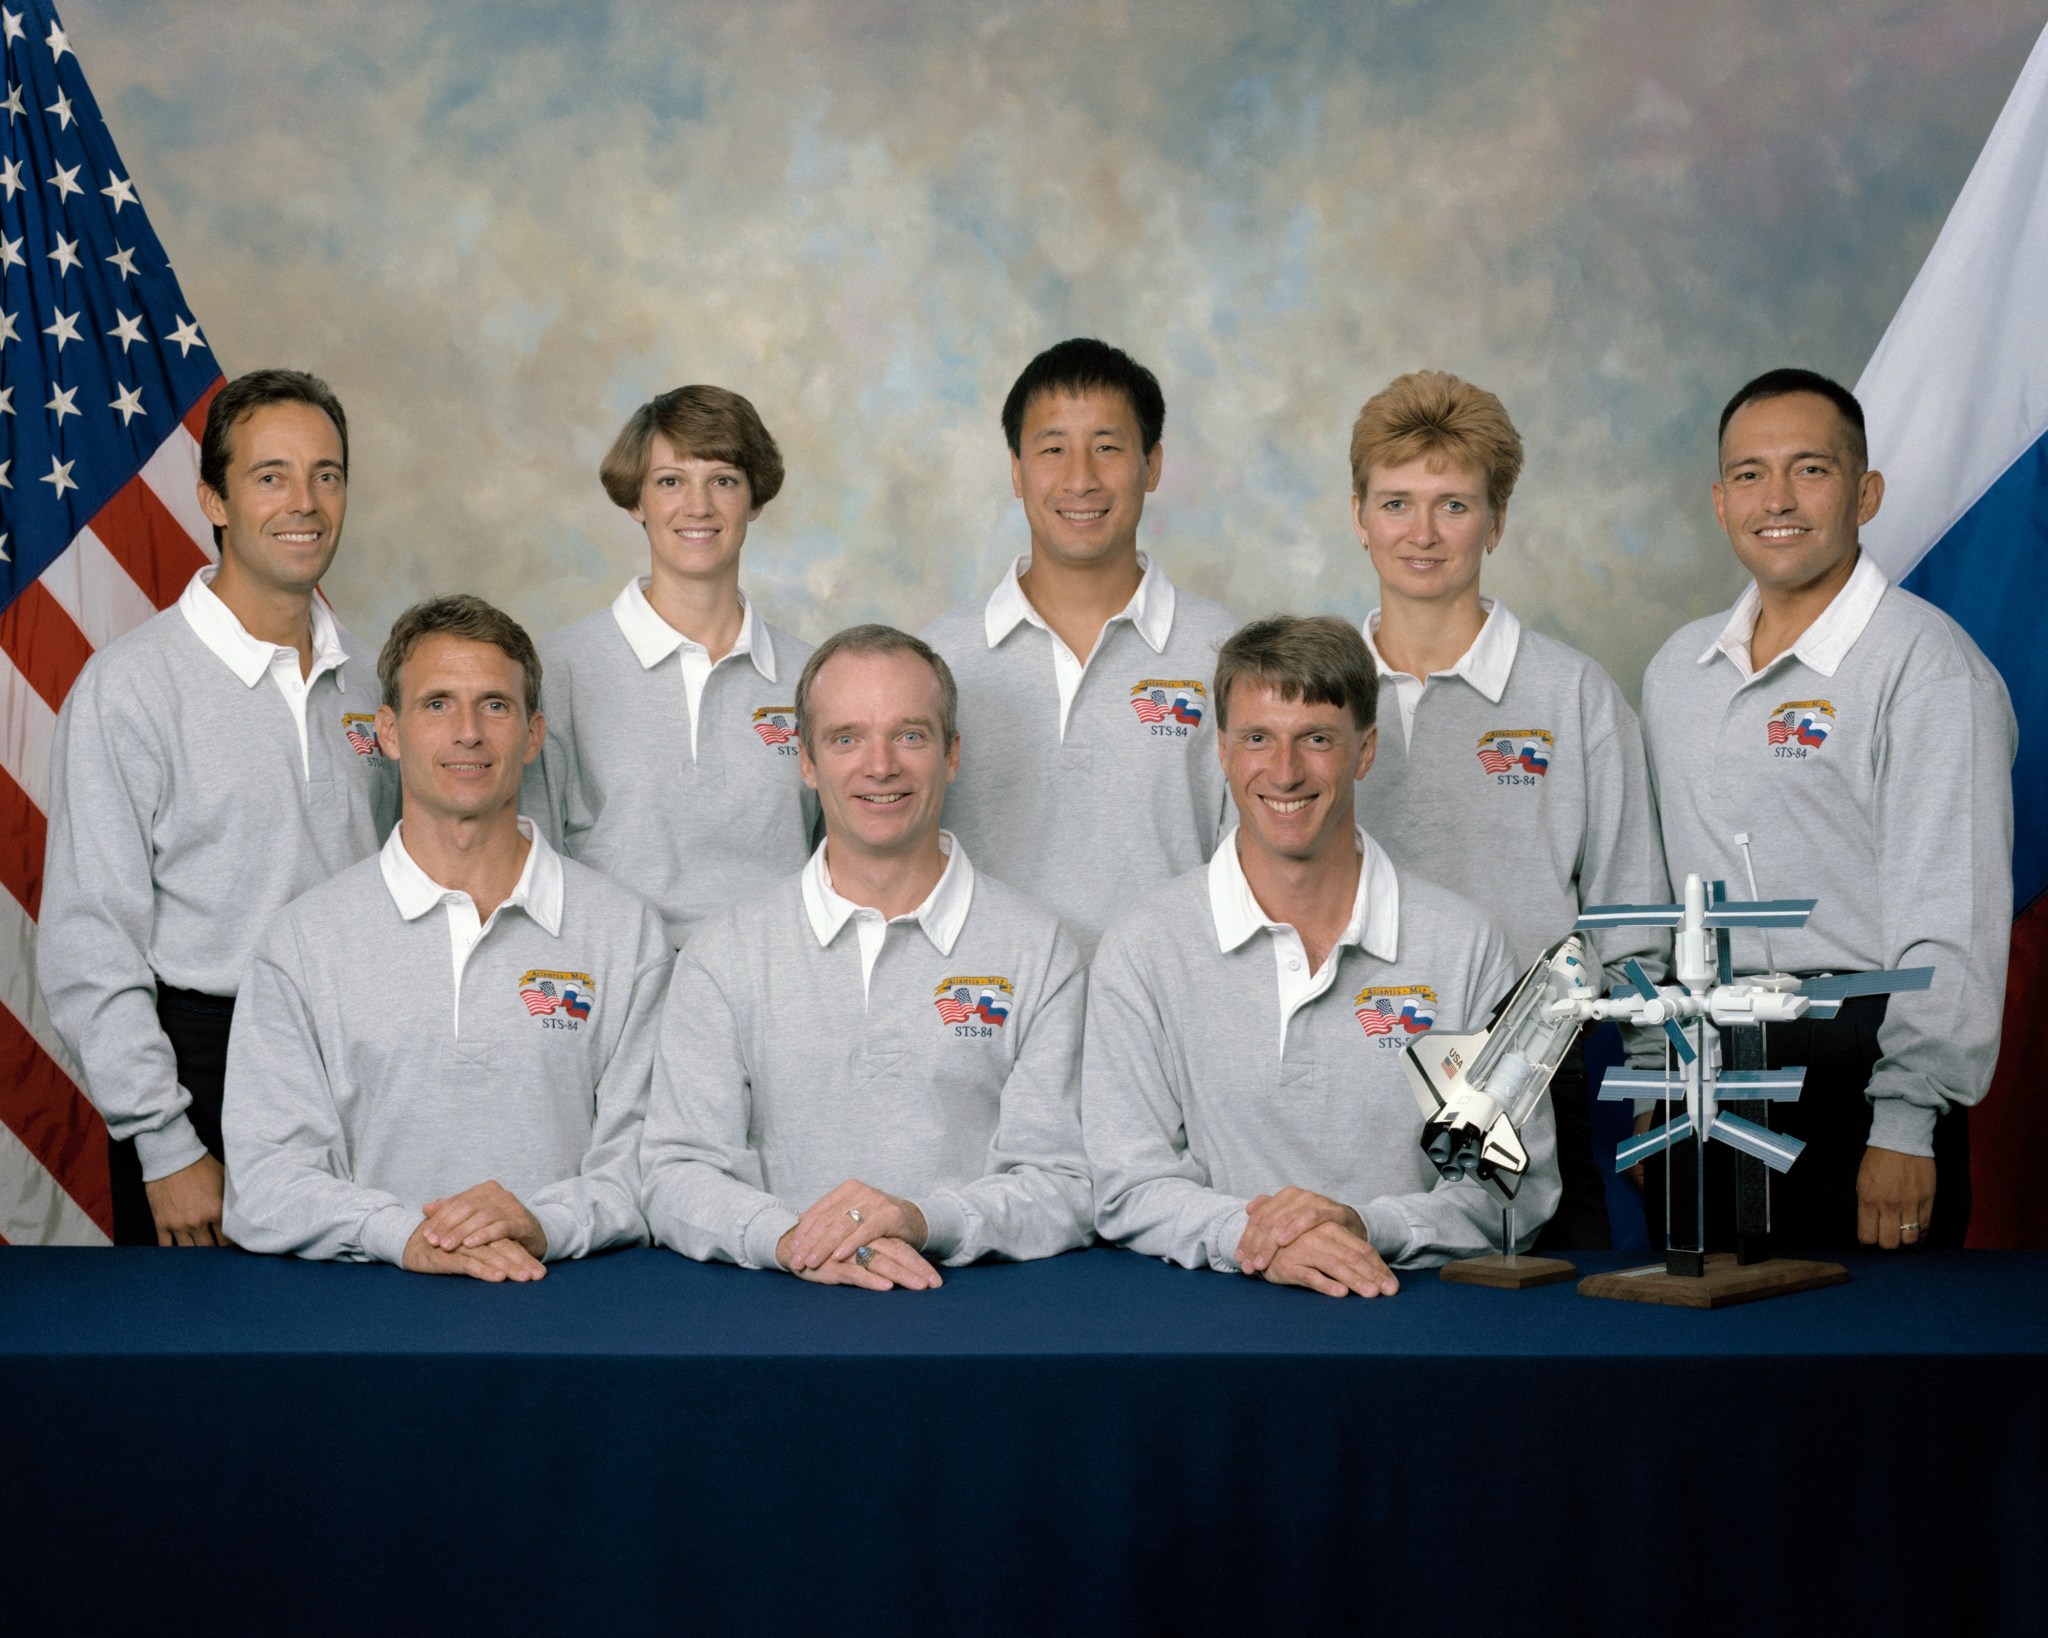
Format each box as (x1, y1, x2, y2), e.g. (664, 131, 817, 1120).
(1576, 1252, 1848, 1308)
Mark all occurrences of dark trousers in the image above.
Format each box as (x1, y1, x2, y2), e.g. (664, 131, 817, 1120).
(107, 987, 236, 1246)
(1642, 994, 1972, 1255)
(1534, 1038, 1612, 1251)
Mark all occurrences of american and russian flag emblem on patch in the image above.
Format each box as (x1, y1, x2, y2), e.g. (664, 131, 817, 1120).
(342, 713, 382, 758)
(1354, 984, 1438, 1037)
(1766, 699, 1834, 749)
(519, 969, 595, 1023)
(751, 706, 799, 746)
(1476, 727, 1552, 776)
(1129, 678, 1207, 726)
(934, 975, 1014, 1028)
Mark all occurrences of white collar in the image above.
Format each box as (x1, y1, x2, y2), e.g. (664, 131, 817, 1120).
(610, 577, 777, 681)
(982, 551, 1177, 654)
(1207, 824, 1400, 960)
(800, 830, 973, 955)
(1698, 550, 1889, 680)
(177, 566, 350, 691)
(378, 816, 564, 936)
(1361, 595, 1520, 703)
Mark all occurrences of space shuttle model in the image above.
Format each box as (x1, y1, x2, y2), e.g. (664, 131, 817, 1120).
(1402, 935, 1598, 1204)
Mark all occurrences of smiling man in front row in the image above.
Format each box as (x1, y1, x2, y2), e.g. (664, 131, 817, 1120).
(223, 596, 673, 1277)
(1084, 616, 1555, 1295)
(640, 625, 1092, 1289)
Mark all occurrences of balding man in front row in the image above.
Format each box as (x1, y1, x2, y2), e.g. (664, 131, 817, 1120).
(640, 625, 1093, 1289)
(223, 595, 672, 1278)
(1084, 616, 1555, 1296)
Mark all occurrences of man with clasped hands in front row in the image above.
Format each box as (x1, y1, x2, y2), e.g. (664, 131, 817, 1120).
(640, 625, 1094, 1288)
(223, 596, 672, 1278)
(1083, 615, 1559, 1295)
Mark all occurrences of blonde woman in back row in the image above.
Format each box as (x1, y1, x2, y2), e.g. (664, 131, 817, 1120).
(1346, 370, 1669, 1249)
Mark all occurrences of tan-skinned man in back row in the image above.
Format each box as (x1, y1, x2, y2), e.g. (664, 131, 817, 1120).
(1638, 369, 2015, 1252)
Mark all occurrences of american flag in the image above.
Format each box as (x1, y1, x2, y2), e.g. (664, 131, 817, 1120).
(1766, 717, 1794, 744)
(934, 988, 974, 1024)
(1477, 743, 1515, 774)
(1356, 1006, 1398, 1036)
(521, 981, 561, 1016)
(1131, 689, 1169, 723)
(344, 719, 380, 757)
(752, 715, 795, 746)
(0, 2, 224, 1244)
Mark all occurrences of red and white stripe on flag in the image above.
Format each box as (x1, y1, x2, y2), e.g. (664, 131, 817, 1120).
(1, 387, 223, 1244)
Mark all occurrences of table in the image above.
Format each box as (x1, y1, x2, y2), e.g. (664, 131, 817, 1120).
(4, 1246, 2042, 1635)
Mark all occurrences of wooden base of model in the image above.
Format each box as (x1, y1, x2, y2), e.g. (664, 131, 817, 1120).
(1577, 1251, 1848, 1308)
(1440, 1252, 1578, 1289)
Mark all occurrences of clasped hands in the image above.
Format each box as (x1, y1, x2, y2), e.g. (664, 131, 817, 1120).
(1236, 1187, 1399, 1298)
(401, 1179, 549, 1282)
(775, 1178, 941, 1292)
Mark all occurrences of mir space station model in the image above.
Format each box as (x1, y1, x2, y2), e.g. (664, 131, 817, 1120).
(1404, 862, 1932, 1275)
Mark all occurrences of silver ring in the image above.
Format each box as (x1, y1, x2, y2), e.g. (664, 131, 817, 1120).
(854, 1245, 874, 1268)
(847, 1207, 863, 1225)
(1901, 1222, 1922, 1233)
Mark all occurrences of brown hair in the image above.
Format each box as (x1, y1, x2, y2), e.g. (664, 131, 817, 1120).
(1348, 370, 1523, 515)
(199, 369, 349, 547)
(378, 594, 543, 716)
(1213, 615, 1378, 732)
(794, 625, 958, 753)
(599, 385, 785, 511)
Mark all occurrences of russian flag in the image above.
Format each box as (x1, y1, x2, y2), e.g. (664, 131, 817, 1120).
(1855, 23, 2048, 1249)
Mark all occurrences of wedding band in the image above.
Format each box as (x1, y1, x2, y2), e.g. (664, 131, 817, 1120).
(847, 1208, 863, 1224)
(1902, 1222, 1922, 1233)
(855, 1245, 874, 1267)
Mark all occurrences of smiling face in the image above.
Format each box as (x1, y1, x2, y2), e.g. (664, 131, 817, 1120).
(1353, 454, 1500, 616)
(1219, 680, 1377, 870)
(632, 432, 761, 592)
(198, 400, 347, 600)
(1009, 386, 1162, 572)
(1713, 391, 1883, 600)
(376, 633, 544, 828)
(798, 647, 959, 865)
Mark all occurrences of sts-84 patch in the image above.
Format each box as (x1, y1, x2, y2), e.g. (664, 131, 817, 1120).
(342, 713, 383, 758)
(1766, 699, 1833, 755)
(934, 975, 1013, 1037)
(1476, 728, 1551, 781)
(1354, 984, 1437, 1043)
(1130, 679, 1206, 735)
(520, 969, 594, 1031)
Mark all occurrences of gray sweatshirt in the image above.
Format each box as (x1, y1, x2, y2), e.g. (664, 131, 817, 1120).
(222, 828, 673, 1263)
(1358, 601, 1670, 986)
(640, 846, 1093, 1269)
(1641, 553, 2016, 1156)
(38, 579, 394, 1179)
(922, 555, 1238, 957)
(523, 584, 818, 948)
(1083, 842, 1549, 1271)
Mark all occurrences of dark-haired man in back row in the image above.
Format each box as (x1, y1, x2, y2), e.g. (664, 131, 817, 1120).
(40, 369, 394, 1247)
(923, 338, 1238, 957)
(1638, 368, 2015, 1252)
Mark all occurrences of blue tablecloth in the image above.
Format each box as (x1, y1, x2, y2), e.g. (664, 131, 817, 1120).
(4, 1246, 2043, 1635)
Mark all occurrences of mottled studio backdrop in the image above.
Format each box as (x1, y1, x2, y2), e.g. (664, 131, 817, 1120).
(67, 0, 2045, 697)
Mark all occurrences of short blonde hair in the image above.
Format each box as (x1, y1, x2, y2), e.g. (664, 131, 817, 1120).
(1349, 370, 1523, 515)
